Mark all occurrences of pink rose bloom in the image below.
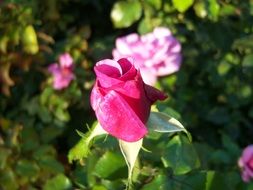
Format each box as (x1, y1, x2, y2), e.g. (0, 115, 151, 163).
(112, 27, 182, 86)
(238, 145, 253, 182)
(48, 53, 75, 90)
(90, 58, 167, 142)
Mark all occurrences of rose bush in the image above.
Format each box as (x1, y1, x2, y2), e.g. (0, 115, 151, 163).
(238, 145, 253, 182)
(112, 27, 182, 85)
(48, 53, 75, 90)
(90, 58, 167, 142)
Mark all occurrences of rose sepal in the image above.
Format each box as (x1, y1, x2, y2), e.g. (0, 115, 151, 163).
(119, 138, 143, 189)
(68, 123, 107, 164)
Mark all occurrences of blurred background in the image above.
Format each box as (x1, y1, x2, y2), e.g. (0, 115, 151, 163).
(0, 0, 253, 189)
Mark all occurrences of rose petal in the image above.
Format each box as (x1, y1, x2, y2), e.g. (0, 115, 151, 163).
(90, 81, 105, 110)
(153, 27, 172, 38)
(144, 84, 168, 103)
(140, 69, 157, 86)
(59, 53, 73, 67)
(95, 59, 123, 87)
(116, 34, 140, 55)
(94, 90, 148, 142)
(110, 71, 152, 123)
(242, 145, 253, 163)
(52, 71, 74, 90)
(48, 63, 60, 74)
(242, 170, 251, 182)
(156, 55, 182, 76)
(118, 58, 137, 81)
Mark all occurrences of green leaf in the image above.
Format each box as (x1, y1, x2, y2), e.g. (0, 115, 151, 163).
(0, 168, 18, 190)
(142, 175, 165, 189)
(138, 17, 153, 34)
(21, 126, 40, 152)
(38, 156, 64, 174)
(146, 0, 162, 10)
(219, 4, 236, 16)
(0, 36, 9, 53)
(221, 134, 240, 157)
(119, 139, 143, 185)
(217, 61, 231, 76)
(208, 0, 220, 21)
(94, 151, 127, 179)
(242, 54, 253, 67)
(172, 0, 194, 13)
(68, 123, 107, 163)
(33, 145, 56, 160)
(111, 1, 142, 28)
(161, 135, 200, 175)
(194, 1, 207, 18)
(0, 147, 11, 169)
(92, 186, 107, 190)
(145, 171, 206, 190)
(147, 111, 191, 141)
(41, 127, 63, 143)
(205, 171, 227, 190)
(15, 159, 40, 179)
(43, 174, 72, 190)
(21, 25, 39, 54)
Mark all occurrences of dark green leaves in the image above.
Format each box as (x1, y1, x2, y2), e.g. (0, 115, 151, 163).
(94, 151, 127, 179)
(43, 174, 72, 190)
(161, 135, 200, 175)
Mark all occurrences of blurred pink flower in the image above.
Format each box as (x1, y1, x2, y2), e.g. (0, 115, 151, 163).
(238, 145, 253, 182)
(90, 58, 167, 142)
(113, 27, 182, 86)
(48, 53, 75, 90)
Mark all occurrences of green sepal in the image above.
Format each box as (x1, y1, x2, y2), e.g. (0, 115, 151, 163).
(68, 123, 107, 163)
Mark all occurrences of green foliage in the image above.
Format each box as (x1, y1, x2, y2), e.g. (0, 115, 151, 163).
(1, 0, 253, 189)
(94, 151, 127, 179)
(43, 174, 72, 190)
(161, 135, 200, 175)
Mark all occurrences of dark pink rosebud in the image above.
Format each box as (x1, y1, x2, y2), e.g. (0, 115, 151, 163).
(238, 145, 253, 182)
(90, 58, 167, 142)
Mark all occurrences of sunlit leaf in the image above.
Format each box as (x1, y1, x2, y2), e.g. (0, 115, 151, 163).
(111, 1, 142, 28)
(43, 174, 72, 190)
(147, 111, 191, 141)
(0, 36, 9, 53)
(194, 1, 207, 18)
(21, 25, 39, 54)
(208, 0, 220, 21)
(172, 0, 194, 13)
(146, 0, 162, 10)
